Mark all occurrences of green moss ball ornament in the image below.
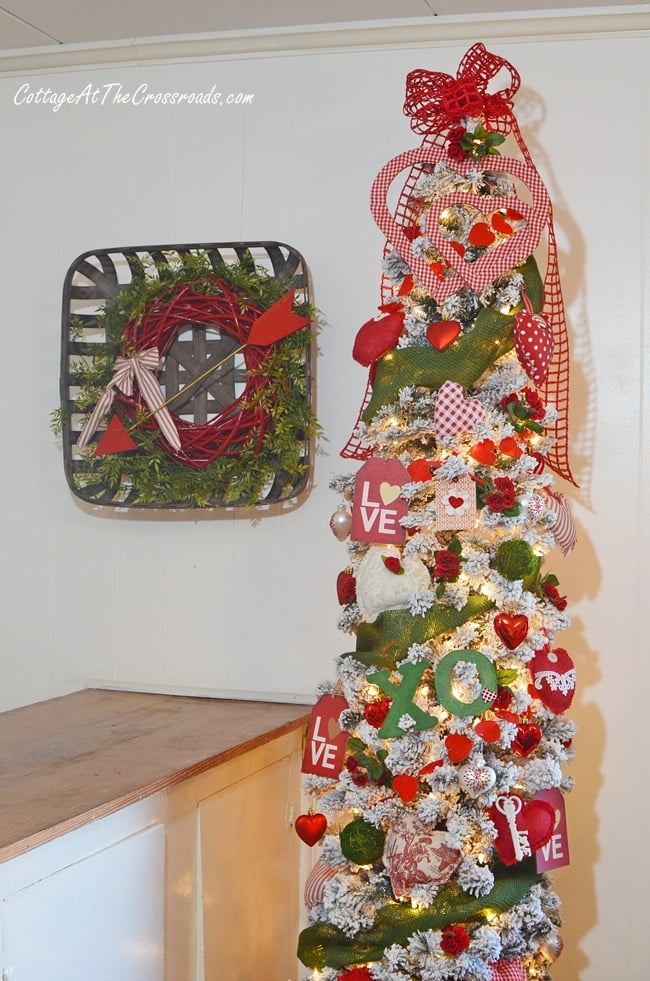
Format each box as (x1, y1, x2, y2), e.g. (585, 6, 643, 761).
(494, 540, 539, 581)
(340, 817, 386, 865)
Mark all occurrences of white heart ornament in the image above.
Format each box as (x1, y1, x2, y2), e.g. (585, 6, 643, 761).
(459, 763, 497, 798)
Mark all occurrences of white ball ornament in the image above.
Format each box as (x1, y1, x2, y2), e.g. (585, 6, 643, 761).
(329, 507, 352, 541)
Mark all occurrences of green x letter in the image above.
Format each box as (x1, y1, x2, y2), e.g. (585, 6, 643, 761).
(367, 660, 438, 739)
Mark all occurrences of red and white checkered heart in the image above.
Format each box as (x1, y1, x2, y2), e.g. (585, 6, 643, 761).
(514, 306, 554, 387)
(434, 380, 486, 441)
(488, 959, 526, 981)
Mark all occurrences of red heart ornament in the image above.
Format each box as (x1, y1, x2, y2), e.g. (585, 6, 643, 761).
(499, 436, 522, 459)
(448, 496, 464, 509)
(352, 310, 404, 366)
(434, 381, 486, 441)
(427, 319, 461, 351)
(491, 212, 514, 236)
(295, 812, 328, 846)
(392, 774, 420, 802)
(513, 294, 554, 387)
(469, 439, 497, 465)
(475, 720, 501, 743)
(468, 221, 496, 247)
(445, 733, 473, 762)
(489, 794, 555, 865)
(370, 147, 550, 301)
(512, 722, 542, 757)
(530, 647, 576, 714)
(494, 613, 529, 650)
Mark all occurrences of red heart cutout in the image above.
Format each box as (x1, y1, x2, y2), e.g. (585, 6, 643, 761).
(491, 212, 514, 236)
(427, 319, 461, 351)
(512, 722, 542, 757)
(448, 496, 464, 509)
(407, 458, 435, 482)
(474, 720, 501, 743)
(469, 439, 497, 465)
(392, 774, 419, 802)
(445, 733, 473, 762)
(489, 794, 555, 865)
(371, 147, 550, 301)
(530, 647, 576, 714)
(468, 221, 496, 247)
(494, 613, 529, 650)
(295, 812, 327, 846)
(499, 436, 523, 459)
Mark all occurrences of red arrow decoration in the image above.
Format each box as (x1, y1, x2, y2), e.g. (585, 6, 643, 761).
(93, 415, 138, 456)
(247, 289, 311, 346)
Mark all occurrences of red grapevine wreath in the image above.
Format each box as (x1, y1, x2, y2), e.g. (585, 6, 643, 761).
(59, 255, 315, 507)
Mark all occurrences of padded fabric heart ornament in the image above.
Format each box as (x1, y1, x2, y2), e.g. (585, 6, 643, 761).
(434, 381, 486, 441)
(489, 793, 555, 865)
(295, 811, 328, 846)
(488, 959, 527, 980)
(543, 489, 577, 556)
(370, 146, 550, 301)
(353, 310, 404, 366)
(494, 613, 529, 650)
(514, 291, 554, 386)
(530, 647, 576, 714)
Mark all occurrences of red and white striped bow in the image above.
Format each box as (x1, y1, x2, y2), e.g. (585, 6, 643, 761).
(77, 347, 181, 452)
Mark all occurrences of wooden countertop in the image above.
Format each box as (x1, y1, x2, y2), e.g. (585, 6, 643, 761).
(0, 689, 310, 863)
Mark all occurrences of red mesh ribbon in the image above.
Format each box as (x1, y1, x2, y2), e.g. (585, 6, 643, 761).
(341, 44, 575, 486)
(403, 43, 521, 137)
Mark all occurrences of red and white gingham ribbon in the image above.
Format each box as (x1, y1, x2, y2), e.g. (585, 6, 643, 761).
(77, 347, 181, 452)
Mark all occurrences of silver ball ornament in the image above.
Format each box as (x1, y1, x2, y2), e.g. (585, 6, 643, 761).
(540, 932, 563, 962)
(329, 508, 352, 541)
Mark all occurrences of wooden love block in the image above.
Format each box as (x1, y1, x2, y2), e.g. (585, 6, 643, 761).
(351, 458, 410, 544)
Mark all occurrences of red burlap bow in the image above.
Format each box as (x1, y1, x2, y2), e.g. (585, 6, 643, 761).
(403, 43, 521, 136)
(77, 347, 181, 452)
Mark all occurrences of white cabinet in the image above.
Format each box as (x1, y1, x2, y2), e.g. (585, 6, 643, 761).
(0, 724, 305, 981)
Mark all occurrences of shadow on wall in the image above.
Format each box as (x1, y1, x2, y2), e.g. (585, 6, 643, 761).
(519, 86, 600, 980)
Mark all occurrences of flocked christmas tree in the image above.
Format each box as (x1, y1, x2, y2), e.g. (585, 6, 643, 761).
(297, 44, 577, 981)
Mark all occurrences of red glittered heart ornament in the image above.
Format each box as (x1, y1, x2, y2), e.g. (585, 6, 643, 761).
(499, 436, 523, 459)
(352, 310, 404, 366)
(445, 733, 473, 762)
(469, 439, 497, 465)
(392, 774, 420, 802)
(295, 811, 328, 846)
(407, 458, 435, 482)
(512, 722, 542, 757)
(427, 319, 461, 351)
(339, 968, 374, 981)
(468, 221, 496, 247)
(475, 720, 501, 743)
(489, 794, 555, 865)
(494, 613, 529, 650)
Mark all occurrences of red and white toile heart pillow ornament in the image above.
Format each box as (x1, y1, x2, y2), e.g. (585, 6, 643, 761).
(384, 813, 461, 897)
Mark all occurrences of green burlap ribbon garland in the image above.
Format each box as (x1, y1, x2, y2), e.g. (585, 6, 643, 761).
(363, 256, 543, 423)
(347, 594, 494, 670)
(298, 859, 539, 969)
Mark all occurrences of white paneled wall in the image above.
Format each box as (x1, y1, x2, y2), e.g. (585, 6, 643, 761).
(1, 16, 649, 979)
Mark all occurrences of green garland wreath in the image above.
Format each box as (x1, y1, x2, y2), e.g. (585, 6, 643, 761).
(53, 252, 317, 508)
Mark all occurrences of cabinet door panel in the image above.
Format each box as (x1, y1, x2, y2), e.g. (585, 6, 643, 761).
(3, 824, 164, 981)
(200, 756, 301, 981)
